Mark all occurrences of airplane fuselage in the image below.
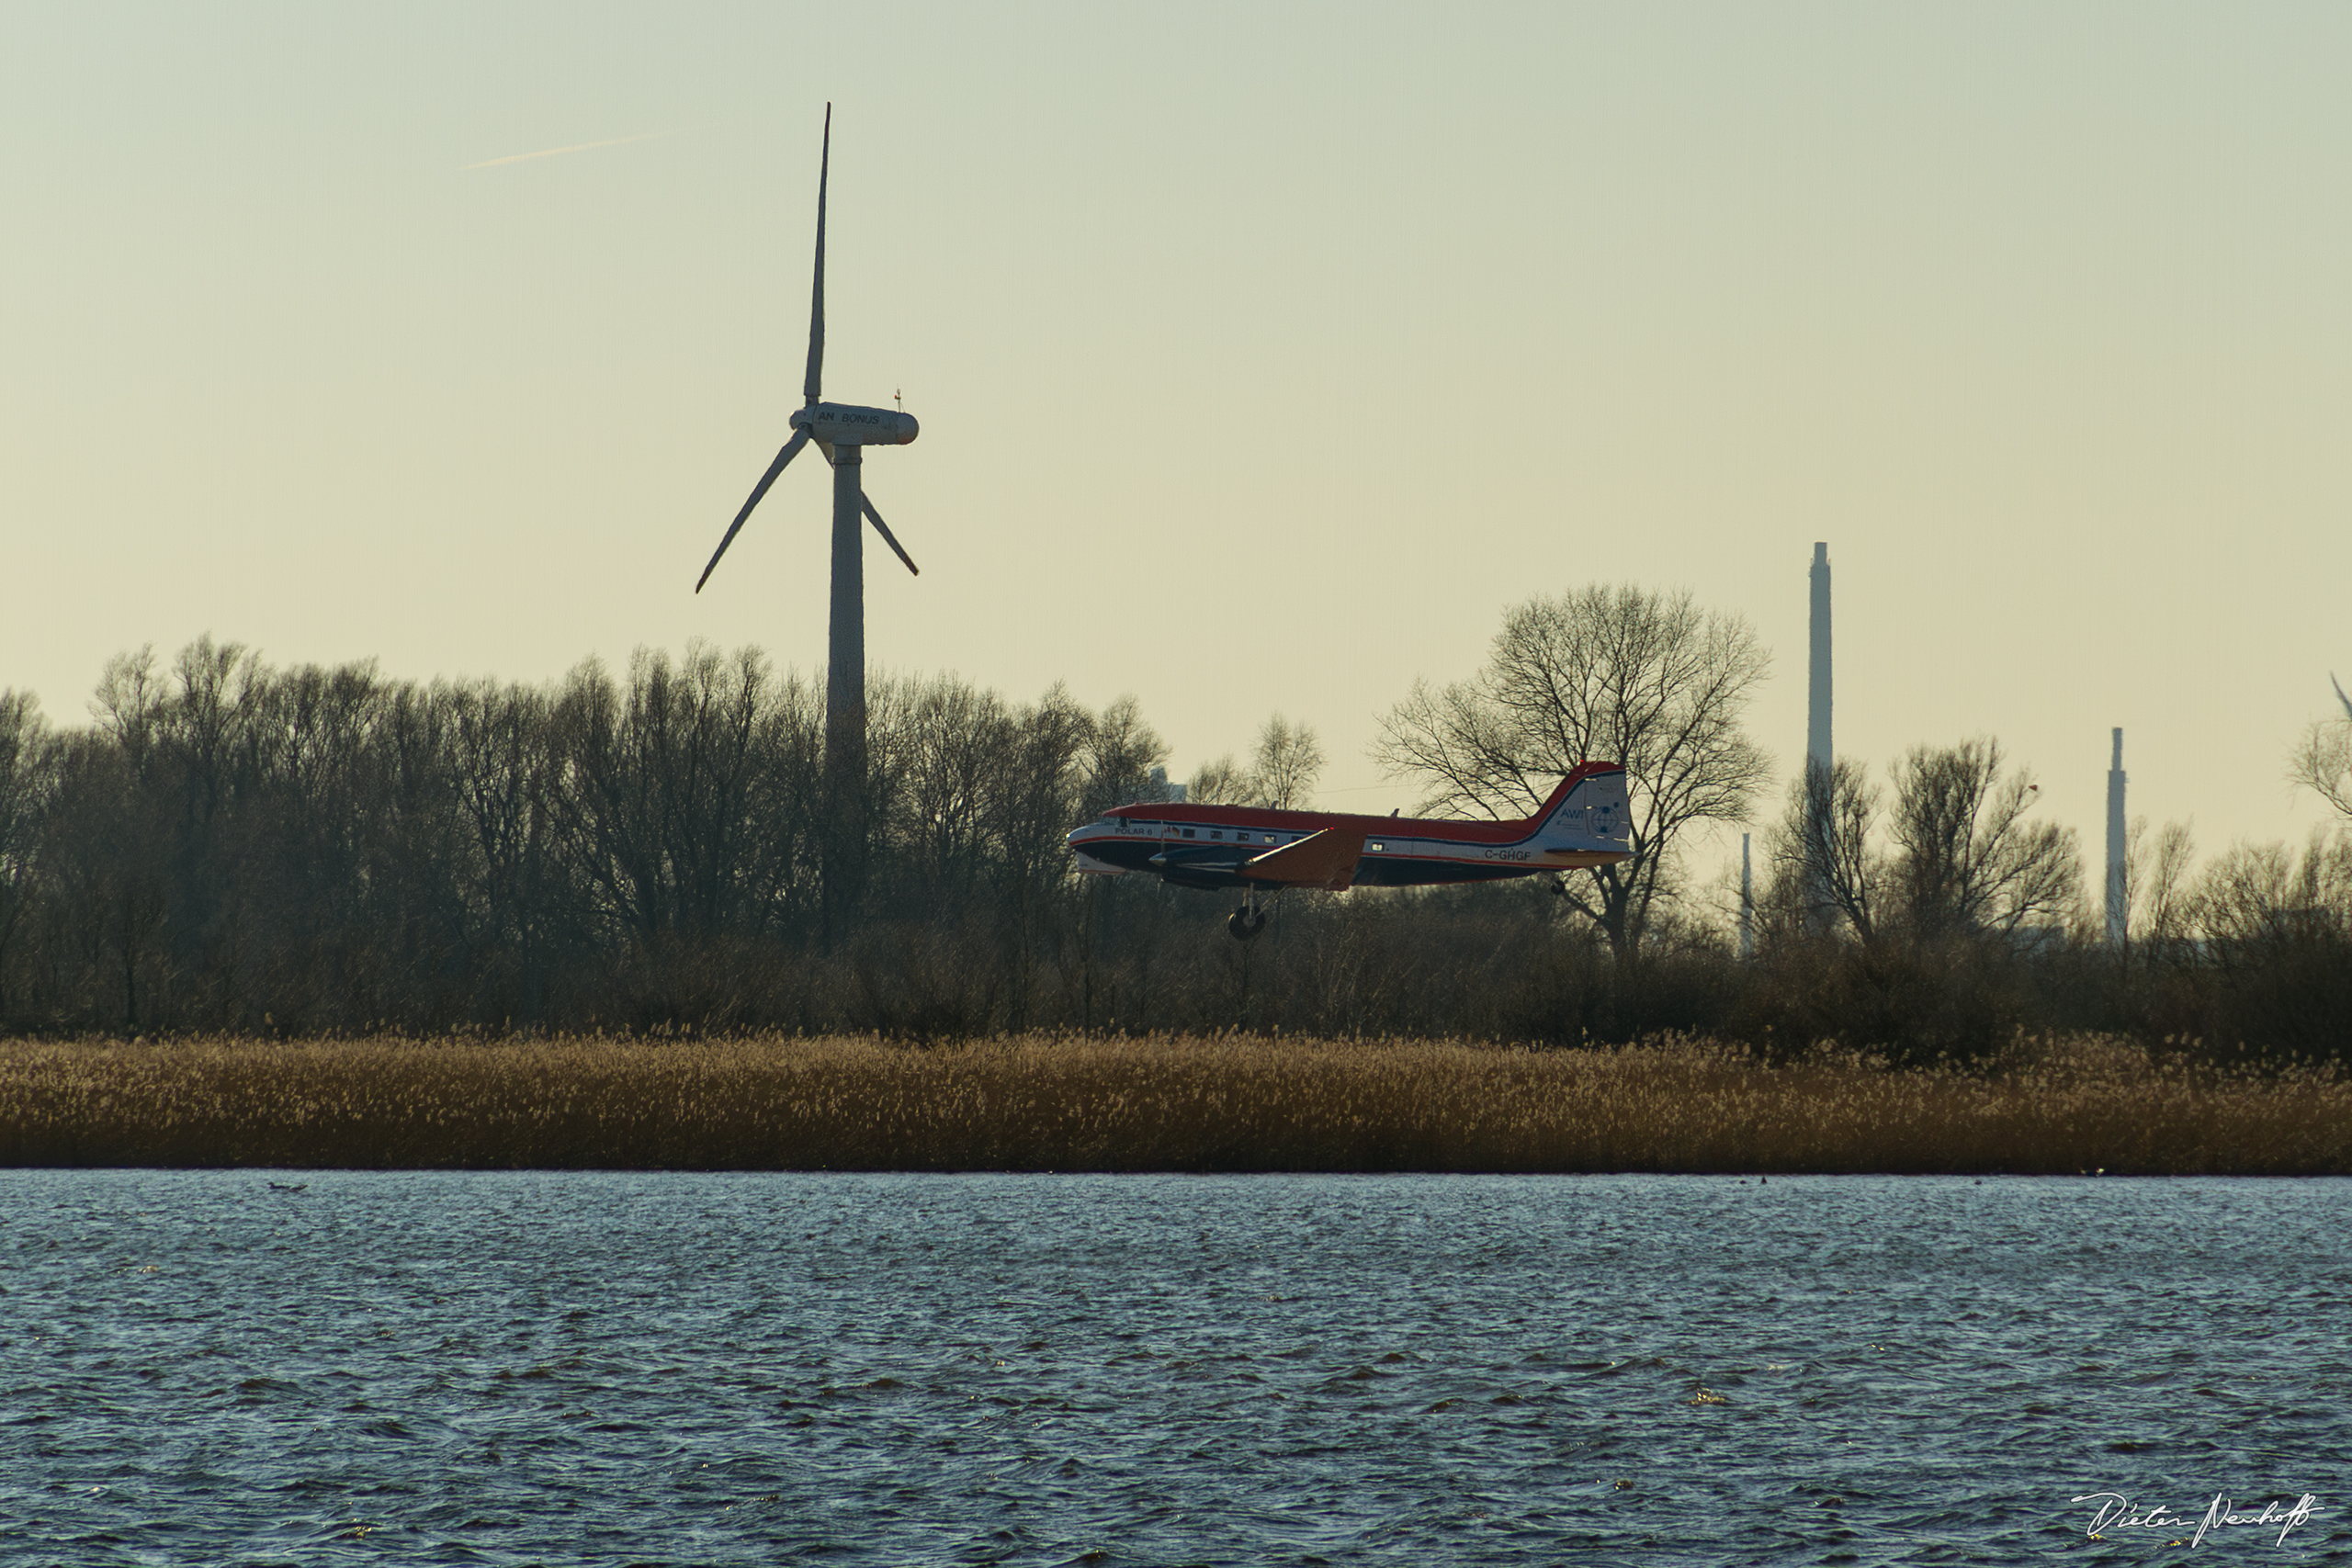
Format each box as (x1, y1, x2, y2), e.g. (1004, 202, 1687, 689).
(1067, 762, 1633, 893)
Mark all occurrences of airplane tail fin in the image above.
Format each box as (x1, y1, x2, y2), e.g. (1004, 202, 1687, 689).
(1530, 763, 1632, 853)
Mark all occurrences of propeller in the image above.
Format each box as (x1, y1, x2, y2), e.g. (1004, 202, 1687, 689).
(803, 104, 827, 408)
(695, 429, 810, 592)
(695, 102, 920, 595)
(862, 492, 918, 576)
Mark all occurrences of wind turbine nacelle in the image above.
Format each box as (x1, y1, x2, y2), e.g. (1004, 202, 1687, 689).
(793, 402, 919, 446)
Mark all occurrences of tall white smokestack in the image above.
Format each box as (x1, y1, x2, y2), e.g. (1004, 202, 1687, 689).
(1807, 543, 1832, 777)
(1739, 832, 1755, 959)
(2106, 728, 2127, 949)
(1804, 544, 1832, 929)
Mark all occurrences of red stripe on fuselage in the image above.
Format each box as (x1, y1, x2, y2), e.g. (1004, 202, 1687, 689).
(1102, 761, 1621, 847)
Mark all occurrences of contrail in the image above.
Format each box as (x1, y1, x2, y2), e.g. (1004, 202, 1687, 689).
(460, 128, 684, 172)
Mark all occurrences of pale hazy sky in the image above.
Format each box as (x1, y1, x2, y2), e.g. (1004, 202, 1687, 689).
(6, 3, 2349, 897)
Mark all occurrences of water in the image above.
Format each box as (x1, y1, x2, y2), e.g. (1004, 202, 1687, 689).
(4, 1171, 2347, 1566)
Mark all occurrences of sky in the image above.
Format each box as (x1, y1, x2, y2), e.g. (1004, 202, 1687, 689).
(6, 2, 2349, 904)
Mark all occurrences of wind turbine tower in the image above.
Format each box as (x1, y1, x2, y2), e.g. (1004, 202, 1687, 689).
(695, 105, 922, 926)
(2106, 728, 2127, 949)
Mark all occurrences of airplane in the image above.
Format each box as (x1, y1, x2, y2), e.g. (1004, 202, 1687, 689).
(1066, 761, 1634, 940)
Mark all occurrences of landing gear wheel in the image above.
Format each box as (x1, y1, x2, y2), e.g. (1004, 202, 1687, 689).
(1228, 906, 1267, 942)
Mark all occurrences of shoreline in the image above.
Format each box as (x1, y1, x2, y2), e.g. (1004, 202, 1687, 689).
(6, 1032, 2348, 1177)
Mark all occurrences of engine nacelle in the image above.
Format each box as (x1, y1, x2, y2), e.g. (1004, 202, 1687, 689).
(793, 401, 919, 446)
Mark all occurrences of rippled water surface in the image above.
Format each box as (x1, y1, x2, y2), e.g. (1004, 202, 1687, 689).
(5, 1171, 2349, 1565)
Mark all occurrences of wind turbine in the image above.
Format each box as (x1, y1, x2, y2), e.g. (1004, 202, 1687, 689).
(695, 103, 920, 858)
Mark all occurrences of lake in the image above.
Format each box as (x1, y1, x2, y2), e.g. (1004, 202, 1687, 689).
(4, 1171, 2346, 1565)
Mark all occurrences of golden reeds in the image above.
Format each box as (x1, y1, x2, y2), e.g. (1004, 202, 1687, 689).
(3, 1032, 2346, 1175)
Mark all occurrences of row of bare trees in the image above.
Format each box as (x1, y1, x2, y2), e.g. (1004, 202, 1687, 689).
(0, 637, 1172, 1033)
(1758, 728, 2352, 970)
(4, 596, 2347, 1057)
(1763, 739, 2079, 945)
(1370, 586, 2351, 1060)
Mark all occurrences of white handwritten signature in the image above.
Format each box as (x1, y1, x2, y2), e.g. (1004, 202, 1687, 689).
(2073, 1491, 2328, 1548)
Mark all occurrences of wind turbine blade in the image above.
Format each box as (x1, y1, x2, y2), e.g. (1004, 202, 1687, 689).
(861, 491, 919, 576)
(803, 104, 830, 407)
(2335, 672, 2352, 722)
(695, 428, 811, 592)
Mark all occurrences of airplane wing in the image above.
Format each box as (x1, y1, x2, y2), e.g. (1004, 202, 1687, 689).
(1242, 829, 1366, 891)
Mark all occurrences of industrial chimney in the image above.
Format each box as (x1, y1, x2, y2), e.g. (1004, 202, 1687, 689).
(1804, 544, 1833, 928)
(2106, 728, 2127, 949)
(1808, 543, 1832, 780)
(1739, 832, 1755, 959)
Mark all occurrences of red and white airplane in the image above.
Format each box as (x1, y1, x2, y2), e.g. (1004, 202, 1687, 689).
(1066, 761, 1634, 939)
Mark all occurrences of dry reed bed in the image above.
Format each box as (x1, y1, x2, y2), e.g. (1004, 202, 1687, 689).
(2, 1033, 2347, 1175)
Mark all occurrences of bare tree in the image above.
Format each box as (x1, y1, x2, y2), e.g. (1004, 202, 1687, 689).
(1185, 754, 1250, 806)
(1177, 715, 1324, 810)
(984, 684, 1095, 1028)
(1767, 756, 1886, 942)
(1079, 695, 1170, 820)
(2118, 815, 2199, 966)
(2138, 819, 2199, 952)
(1764, 739, 2084, 951)
(548, 644, 804, 945)
(0, 692, 51, 860)
(2192, 829, 2352, 950)
(442, 677, 566, 1016)
(1250, 715, 1325, 809)
(2289, 677, 2352, 818)
(1375, 583, 1772, 957)
(0, 691, 57, 1016)
(892, 674, 1014, 910)
(90, 646, 162, 768)
(1888, 738, 2080, 939)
